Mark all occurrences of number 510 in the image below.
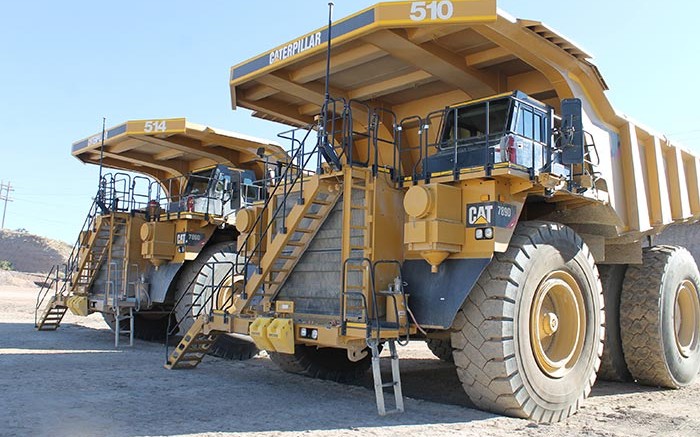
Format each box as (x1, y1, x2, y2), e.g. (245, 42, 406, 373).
(409, 0, 454, 21)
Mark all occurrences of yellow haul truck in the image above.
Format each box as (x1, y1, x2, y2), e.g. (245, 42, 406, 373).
(35, 118, 286, 359)
(162, 0, 700, 422)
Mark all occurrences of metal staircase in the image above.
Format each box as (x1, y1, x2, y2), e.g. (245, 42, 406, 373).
(165, 176, 341, 368)
(242, 177, 341, 310)
(35, 295, 68, 331)
(165, 101, 408, 418)
(165, 126, 339, 369)
(165, 314, 220, 369)
(35, 173, 140, 347)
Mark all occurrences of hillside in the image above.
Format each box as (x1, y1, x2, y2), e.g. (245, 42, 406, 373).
(0, 229, 71, 274)
(0, 222, 696, 280)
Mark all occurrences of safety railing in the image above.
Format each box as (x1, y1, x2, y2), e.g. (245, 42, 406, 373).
(340, 258, 409, 344)
(164, 259, 236, 356)
(165, 124, 320, 341)
(34, 264, 67, 326)
(165, 97, 407, 340)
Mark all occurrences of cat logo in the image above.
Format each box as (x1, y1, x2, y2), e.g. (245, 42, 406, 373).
(467, 204, 494, 226)
(466, 202, 517, 228)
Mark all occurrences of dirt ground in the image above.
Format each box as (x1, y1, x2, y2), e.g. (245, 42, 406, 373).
(3, 286, 700, 437)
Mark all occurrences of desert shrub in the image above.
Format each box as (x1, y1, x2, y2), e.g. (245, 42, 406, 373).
(0, 260, 13, 271)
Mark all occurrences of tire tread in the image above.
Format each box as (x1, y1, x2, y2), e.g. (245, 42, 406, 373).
(451, 221, 603, 422)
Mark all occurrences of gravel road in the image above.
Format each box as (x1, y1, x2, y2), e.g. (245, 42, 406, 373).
(2, 286, 699, 437)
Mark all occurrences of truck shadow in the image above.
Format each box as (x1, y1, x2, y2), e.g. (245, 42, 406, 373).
(350, 356, 667, 408)
(2, 321, 677, 436)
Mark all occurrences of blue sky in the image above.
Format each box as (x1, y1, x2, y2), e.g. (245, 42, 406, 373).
(1, 0, 698, 244)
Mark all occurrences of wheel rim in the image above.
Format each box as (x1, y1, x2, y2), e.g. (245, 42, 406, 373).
(530, 270, 586, 378)
(674, 279, 700, 358)
(216, 275, 243, 312)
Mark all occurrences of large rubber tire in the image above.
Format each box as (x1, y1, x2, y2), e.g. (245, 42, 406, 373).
(269, 345, 373, 383)
(173, 241, 259, 361)
(426, 338, 454, 363)
(102, 312, 170, 342)
(620, 245, 700, 388)
(451, 221, 604, 422)
(597, 264, 632, 382)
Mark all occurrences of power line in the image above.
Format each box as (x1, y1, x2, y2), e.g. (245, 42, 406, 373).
(0, 180, 14, 229)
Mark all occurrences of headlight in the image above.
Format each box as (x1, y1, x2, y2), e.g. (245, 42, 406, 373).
(311, 329, 318, 340)
(475, 227, 494, 240)
(300, 327, 307, 338)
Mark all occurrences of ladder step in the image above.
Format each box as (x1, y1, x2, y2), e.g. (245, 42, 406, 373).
(287, 241, 305, 247)
(350, 226, 368, 231)
(294, 228, 314, 234)
(304, 214, 324, 220)
(350, 204, 366, 210)
(277, 255, 298, 260)
(312, 199, 331, 205)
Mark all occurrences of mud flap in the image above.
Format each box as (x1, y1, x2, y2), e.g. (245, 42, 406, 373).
(401, 258, 491, 329)
(149, 262, 183, 303)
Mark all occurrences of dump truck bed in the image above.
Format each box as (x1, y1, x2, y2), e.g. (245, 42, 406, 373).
(228, 0, 700, 241)
(72, 117, 287, 181)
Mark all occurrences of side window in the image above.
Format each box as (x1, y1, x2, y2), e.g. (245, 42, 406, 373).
(533, 112, 543, 143)
(515, 105, 538, 140)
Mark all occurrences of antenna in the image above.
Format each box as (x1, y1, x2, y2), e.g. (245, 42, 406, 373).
(319, 2, 342, 170)
(98, 117, 106, 204)
(99, 117, 106, 181)
(323, 2, 333, 106)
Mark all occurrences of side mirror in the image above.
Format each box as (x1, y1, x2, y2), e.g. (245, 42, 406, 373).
(560, 98, 584, 165)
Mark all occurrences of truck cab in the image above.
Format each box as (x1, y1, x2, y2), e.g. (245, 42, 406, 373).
(169, 164, 263, 219)
(424, 91, 567, 178)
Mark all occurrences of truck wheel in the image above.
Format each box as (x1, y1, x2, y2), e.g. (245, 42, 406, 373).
(269, 345, 373, 383)
(102, 312, 170, 342)
(426, 338, 454, 363)
(620, 246, 700, 388)
(597, 264, 632, 382)
(451, 221, 603, 422)
(173, 241, 259, 361)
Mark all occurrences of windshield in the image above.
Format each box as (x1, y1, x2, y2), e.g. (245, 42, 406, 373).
(441, 98, 512, 144)
(183, 168, 214, 196)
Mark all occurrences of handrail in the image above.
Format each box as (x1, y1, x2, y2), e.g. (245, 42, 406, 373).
(396, 115, 426, 185)
(165, 97, 410, 343)
(165, 125, 319, 341)
(371, 107, 398, 177)
(340, 257, 378, 339)
(372, 260, 409, 346)
(164, 259, 236, 358)
(35, 265, 63, 326)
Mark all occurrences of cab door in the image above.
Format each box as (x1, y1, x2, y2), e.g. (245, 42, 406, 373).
(513, 103, 547, 171)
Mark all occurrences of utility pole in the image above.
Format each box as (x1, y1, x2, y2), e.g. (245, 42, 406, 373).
(0, 181, 14, 229)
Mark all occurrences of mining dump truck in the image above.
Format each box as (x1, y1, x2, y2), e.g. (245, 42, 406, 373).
(160, 0, 700, 422)
(35, 118, 287, 358)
